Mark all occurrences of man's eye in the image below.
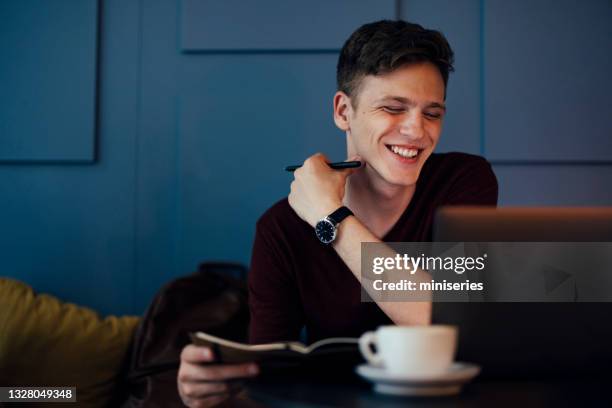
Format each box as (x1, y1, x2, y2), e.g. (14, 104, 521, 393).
(383, 106, 404, 114)
(424, 112, 442, 120)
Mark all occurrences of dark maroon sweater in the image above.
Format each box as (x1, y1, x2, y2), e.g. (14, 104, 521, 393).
(248, 152, 498, 344)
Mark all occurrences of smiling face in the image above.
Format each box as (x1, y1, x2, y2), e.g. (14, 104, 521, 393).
(334, 62, 446, 188)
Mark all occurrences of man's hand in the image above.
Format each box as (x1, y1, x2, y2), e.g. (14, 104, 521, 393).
(288, 153, 361, 226)
(177, 345, 259, 407)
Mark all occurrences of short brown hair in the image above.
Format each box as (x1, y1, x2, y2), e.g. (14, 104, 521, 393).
(337, 20, 455, 105)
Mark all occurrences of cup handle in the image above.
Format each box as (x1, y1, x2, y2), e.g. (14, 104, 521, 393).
(359, 331, 384, 366)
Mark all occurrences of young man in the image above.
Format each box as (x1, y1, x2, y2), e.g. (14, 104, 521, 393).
(178, 20, 497, 407)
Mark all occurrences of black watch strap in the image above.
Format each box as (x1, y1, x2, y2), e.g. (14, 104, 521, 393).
(327, 206, 354, 226)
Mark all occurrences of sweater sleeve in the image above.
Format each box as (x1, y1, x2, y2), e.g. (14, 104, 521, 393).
(248, 217, 304, 344)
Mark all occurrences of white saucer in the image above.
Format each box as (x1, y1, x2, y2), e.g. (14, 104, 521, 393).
(356, 362, 480, 397)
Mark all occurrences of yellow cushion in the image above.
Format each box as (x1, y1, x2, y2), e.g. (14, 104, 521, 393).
(0, 278, 140, 408)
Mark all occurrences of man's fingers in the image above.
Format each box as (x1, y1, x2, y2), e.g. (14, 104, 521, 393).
(178, 346, 256, 407)
(311, 152, 327, 161)
(181, 362, 259, 382)
(181, 381, 231, 399)
(181, 345, 215, 363)
(303, 152, 328, 168)
(202, 362, 259, 381)
(184, 393, 229, 408)
(190, 394, 229, 408)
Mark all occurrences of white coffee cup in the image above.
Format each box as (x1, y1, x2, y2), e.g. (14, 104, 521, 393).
(359, 325, 458, 376)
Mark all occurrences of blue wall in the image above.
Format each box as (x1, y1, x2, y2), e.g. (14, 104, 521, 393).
(1, 0, 611, 316)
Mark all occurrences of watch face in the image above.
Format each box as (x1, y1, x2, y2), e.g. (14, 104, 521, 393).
(315, 219, 336, 244)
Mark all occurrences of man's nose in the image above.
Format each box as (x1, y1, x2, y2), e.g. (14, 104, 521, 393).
(399, 110, 425, 140)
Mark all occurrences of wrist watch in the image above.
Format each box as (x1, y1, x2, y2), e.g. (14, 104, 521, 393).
(315, 206, 354, 245)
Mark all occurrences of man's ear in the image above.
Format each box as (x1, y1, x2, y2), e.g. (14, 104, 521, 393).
(333, 91, 352, 131)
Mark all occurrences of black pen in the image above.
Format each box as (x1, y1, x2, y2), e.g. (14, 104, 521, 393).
(285, 161, 362, 172)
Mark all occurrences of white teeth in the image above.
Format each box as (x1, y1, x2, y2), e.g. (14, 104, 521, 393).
(390, 145, 418, 158)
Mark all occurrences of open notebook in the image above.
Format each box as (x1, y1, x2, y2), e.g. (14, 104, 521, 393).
(190, 331, 359, 364)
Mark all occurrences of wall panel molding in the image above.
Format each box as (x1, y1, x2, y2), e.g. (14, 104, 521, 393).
(484, 0, 612, 162)
(0, 0, 99, 163)
(179, 0, 395, 52)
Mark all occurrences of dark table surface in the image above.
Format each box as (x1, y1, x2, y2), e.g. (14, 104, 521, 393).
(243, 375, 611, 408)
